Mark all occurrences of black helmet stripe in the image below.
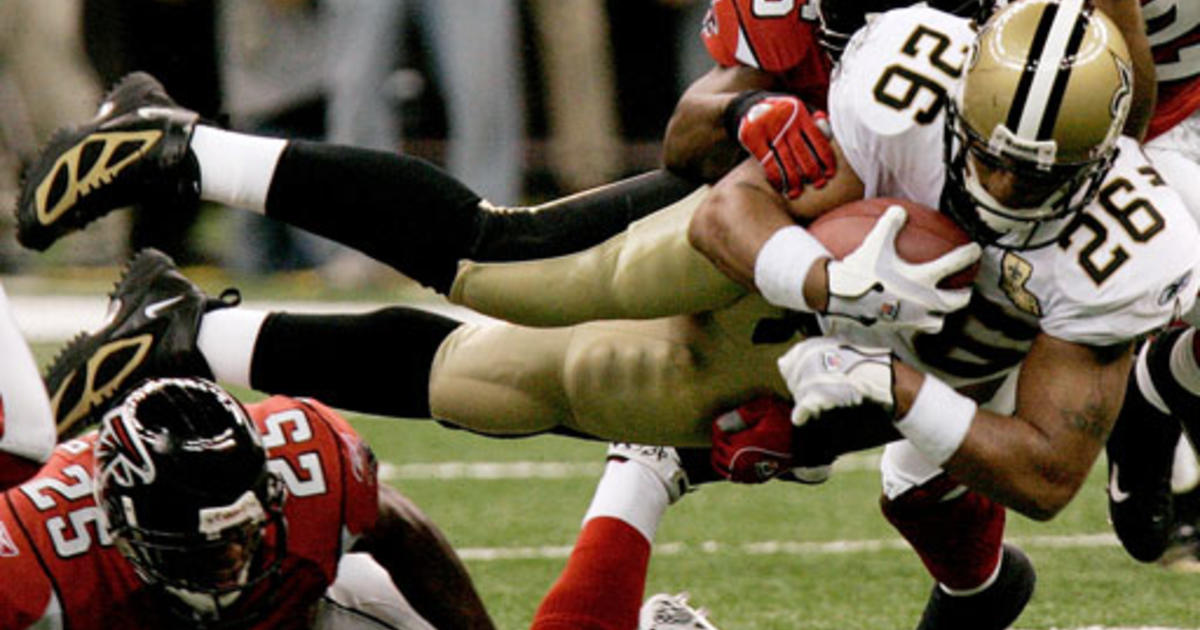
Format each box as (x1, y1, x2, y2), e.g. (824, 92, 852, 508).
(1006, 0, 1090, 142)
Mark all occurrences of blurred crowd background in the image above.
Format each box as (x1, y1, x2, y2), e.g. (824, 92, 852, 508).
(0, 0, 712, 280)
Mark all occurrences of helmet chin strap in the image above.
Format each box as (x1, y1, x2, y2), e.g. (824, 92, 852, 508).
(961, 156, 1073, 247)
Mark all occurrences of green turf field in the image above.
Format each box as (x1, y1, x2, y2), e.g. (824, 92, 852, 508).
(345, 415, 1200, 630)
(22, 307, 1200, 629)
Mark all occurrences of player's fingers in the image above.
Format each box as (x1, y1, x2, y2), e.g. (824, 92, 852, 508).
(915, 242, 982, 282)
(936, 286, 974, 312)
(761, 153, 790, 196)
(781, 135, 822, 189)
(809, 111, 837, 175)
(860, 204, 908, 254)
(796, 116, 836, 179)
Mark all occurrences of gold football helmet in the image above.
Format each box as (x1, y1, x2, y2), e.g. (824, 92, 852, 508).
(943, 0, 1133, 249)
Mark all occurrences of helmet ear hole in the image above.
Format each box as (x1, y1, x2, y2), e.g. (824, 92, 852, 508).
(93, 377, 286, 626)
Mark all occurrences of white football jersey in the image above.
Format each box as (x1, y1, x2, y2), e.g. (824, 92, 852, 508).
(825, 7, 1200, 388)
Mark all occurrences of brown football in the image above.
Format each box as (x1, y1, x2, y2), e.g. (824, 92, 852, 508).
(807, 197, 979, 289)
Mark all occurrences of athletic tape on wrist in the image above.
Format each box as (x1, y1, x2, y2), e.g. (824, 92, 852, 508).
(754, 225, 830, 312)
(894, 375, 976, 467)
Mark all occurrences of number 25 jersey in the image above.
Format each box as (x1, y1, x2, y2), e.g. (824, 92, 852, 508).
(0, 396, 379, 630)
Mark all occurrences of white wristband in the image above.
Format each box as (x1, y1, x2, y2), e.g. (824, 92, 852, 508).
(894, 375, 976, 467)
(754, 225, 831, 312)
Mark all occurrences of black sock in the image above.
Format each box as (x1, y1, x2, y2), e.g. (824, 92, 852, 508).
(916, 544, 1036, 630)
(265, 141, 697, 294)
(249, 307, 461, 418)
(265, 141, 483, 293)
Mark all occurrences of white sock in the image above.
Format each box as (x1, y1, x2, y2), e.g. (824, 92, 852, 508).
(190, 126, 287, 213)
(581, 460, 669, 542)
(196, 308, 269, 388)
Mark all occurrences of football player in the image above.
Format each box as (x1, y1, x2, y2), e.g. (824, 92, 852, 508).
(19, 250, 716, 630)
(686, 0, 1200, 576)
(12, 5, 1200, 629)
(684, 1, 1197, 627)
(0, 375, 495, 629)
(0, 281, 56, 489)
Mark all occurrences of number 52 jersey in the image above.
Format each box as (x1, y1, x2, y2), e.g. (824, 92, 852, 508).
(825, 6, 1200, 389)
(0, 396, 379, 630)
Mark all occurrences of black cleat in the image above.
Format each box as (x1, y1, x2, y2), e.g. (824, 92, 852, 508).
(16, 72, 200, 251)
(45, 248, 238, 438)
(916, 543, 1036, 630)
(1106, 362, 1181, 563)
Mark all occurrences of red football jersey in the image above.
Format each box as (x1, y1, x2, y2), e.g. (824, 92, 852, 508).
(701, 0, 832, 107)
(1144, 0, 1200, 139)
(0, 396, 378, 630)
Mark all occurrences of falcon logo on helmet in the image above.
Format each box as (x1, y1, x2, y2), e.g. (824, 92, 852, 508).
(93, 377, 287, 627)
(96, 401, 158, 488)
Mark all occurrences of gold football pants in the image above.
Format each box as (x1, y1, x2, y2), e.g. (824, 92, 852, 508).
(431, 186, 803, 445)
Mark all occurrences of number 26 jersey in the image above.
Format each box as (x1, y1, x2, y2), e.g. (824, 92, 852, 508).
(825, 7, 1200, 389)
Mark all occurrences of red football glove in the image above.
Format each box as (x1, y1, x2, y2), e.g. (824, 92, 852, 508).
(724, 90, 835, 199)
(711, 395, 795, 483)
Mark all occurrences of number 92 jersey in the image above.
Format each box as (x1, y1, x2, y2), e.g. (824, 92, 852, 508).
(0, 396, 379, 630)
(826, 7, 1200, 388)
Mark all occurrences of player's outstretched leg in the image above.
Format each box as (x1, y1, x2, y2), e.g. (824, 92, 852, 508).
(1121, 325, 1200, 567)
(532, 444, 697, 630)
(1106, 355, 1181, 562)
(44, 248, 235, 437)
(881, 471, 1034, 630)
(915, 544, 1035, 630)
(17, 72, 200, 251)
(18, 73, 698, 294)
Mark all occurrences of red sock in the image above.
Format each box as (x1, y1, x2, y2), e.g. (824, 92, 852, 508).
(531, 516, 651, 630)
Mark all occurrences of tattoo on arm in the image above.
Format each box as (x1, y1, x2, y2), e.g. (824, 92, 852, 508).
(1064, 402, 1111, 442)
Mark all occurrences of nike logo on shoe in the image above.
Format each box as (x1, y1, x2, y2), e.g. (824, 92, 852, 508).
(1109, 463, 1132, 503)
(144, 295, 185, 319)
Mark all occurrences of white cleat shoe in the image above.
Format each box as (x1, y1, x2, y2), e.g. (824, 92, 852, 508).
(639, 592, 720, 630)
(606, 443, 692, 504)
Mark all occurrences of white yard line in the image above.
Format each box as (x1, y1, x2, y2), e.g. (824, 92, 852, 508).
(455, 533, 1123, 562)
(379, 452, 883, 481)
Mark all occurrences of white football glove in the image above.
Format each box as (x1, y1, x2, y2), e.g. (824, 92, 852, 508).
(778, 337, 895, 426)
(825, 205, 979, 334)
